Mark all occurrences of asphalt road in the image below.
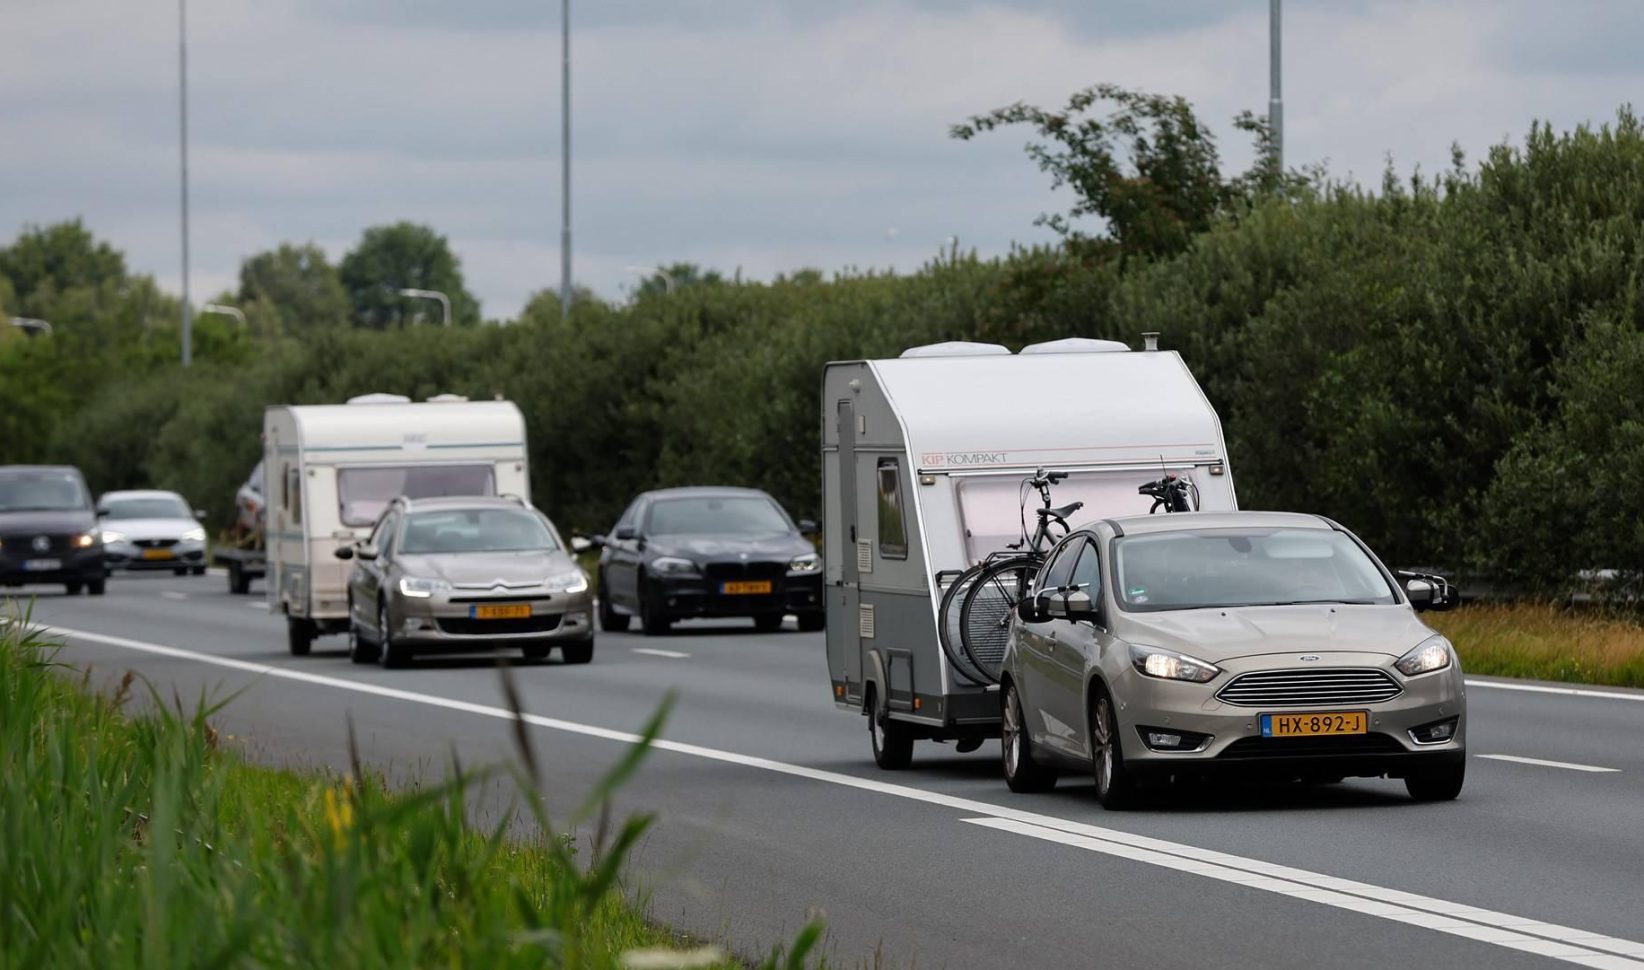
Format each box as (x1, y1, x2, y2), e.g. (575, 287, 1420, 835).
(12, 572, 1644, 969)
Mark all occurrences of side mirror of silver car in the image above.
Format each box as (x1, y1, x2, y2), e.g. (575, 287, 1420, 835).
(1061, 589, 1099, 620)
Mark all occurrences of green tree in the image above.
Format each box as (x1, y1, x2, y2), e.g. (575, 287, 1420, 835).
(236, 242, 349, 335)
(337, 223, 480, 328)
(0, 220, 127, 315)
(632, 262, 726, 300)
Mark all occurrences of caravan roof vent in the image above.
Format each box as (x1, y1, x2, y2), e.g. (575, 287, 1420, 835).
(899, 341, 1011, 359)
(346, 393, 412, 405)
(1019, 337, 1131, 355)
(426, 393, 469, 403)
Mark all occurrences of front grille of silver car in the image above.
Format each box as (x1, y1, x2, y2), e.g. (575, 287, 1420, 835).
(1215, 668, 1402, 707)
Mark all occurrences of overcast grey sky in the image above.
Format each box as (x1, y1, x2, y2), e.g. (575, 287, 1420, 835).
(3, 1, 1640, 318)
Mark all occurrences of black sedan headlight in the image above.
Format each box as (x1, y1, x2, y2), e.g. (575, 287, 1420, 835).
(788, 552, 821, 576)
(651, 556, 701, 578)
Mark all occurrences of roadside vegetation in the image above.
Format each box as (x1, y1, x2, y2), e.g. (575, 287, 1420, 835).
(1431, 603, 1644, 689)
(0, 616, 817, 968)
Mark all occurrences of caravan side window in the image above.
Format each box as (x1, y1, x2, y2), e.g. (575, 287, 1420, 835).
(876, 457, 908, 560)
(288, 466, 303, 525)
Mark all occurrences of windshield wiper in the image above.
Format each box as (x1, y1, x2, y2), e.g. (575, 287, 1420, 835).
(1246, 598, 1382, 607)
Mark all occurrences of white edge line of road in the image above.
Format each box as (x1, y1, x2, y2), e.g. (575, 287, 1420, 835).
(1478, 754, 1621, 773)
(36, 622, 1644, 970)
(631, 647, 690, 659)
(1465, 678, 1644, 703)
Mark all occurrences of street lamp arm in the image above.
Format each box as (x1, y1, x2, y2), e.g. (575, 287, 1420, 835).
(397, 288, 452, 327)
(201, 303, 247, 327)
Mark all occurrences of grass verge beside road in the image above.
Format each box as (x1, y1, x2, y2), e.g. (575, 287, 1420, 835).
(1431, 602, 1644, 689)
(0, 616, 817, 969)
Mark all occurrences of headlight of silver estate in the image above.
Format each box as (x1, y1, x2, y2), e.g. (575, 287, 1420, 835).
(1129, 644, 1221, 683)
(788, 552, 821, 575)
(650, 556, 701, 577)
(1396, 635, 1453, 676)
(547, 570, 589, 593)
(398, 576, 451, 598)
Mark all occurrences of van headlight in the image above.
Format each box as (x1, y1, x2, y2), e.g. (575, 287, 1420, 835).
(650, 556, 701, 577)
(1129, 644, 1220, 683)
(398, 576, 451, 599)
(1396, 635, 1453, 676)
(788, 552, 821, 575)
(547, 570, 589, 593)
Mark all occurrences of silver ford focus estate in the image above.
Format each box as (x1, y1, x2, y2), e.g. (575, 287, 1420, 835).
(999, 511, 1465, 808)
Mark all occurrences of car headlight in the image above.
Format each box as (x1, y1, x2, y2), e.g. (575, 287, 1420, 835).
(788, 552, 821, 575)
(75, 531, 99, 548)
(650, 556, 701, 577)
(182, 527, 207, 542)
(1396, 634, 1453, 677)
(547, 569, 589, 593)
(398, 576, 451, 599)
(100, 530, 128, 545)
(1129, 644, 1221, 683)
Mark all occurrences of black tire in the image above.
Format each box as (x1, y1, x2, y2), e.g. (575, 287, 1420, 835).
(753, 613, 784, 633)
(936, 565, 995, 686)
(287, 617, 314, 657)
(228, 562, 251, 595)
(87, 579, 106, 597)
(522, 644, 553, 661)
(1090, 686, 1139, 810)
(797, 610, 825, 632)
(958, 557, 1038, 683)
(639, 576, 672, 636)
(597, 577, 631, 632)
(347, 604, 379, 665)
(1405, 760, 1465, 802)
(65, 582, 83, 595)
(1002, 682, 1057, 792)
(868, 687, 914, 770)
(377, 601, 409, 668)
(559, 638, 595, 664)
(190, 565, 206, 577)
(173, 567, 188, 577)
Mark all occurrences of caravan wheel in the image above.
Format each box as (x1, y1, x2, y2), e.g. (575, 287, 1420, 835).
(868, 688, 914, 770)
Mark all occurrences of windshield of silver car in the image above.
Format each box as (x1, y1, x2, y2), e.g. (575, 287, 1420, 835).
(398, 509, 559, 555)
(646, 496, 790, 536)
(0, 471, 90, 513)
(101, 496, 191, 520)
(1113, 528, 1397, 612)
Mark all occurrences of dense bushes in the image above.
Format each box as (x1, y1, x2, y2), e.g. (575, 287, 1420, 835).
(4, 110, 1644, 593)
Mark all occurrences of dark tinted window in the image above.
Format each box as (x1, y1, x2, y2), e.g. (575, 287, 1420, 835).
(0, 470, 90, 513)
(101, 496, 192, 520)
(876, 458, 908, 560)
(337, 464, 495, 527)
(400, 508, 558, 554)
(646, 496, 791, 536)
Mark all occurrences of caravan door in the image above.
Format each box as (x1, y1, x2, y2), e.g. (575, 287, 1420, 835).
(836, 399, 862, 692)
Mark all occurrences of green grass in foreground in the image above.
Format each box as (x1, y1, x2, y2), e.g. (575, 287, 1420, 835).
(0, 616, 819, 969)
(1430, 602, 1644, 689)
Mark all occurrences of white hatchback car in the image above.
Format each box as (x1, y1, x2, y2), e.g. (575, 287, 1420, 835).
(999, 511, 1464, 808)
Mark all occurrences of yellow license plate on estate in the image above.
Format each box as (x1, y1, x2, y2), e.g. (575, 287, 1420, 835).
(472, 603, 531, 620)
(720, 580, 773, 595)
(1261, 711, 1367, 737)
(141, 548, 174, 560)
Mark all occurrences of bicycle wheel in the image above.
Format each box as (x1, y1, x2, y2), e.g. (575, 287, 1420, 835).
(937, 565, 993, 687)
(958, 556, 1040, 683)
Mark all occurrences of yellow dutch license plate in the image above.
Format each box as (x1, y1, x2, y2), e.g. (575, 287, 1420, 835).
(473, 603, 531, 620)
(1261, 711, 1367, 738)
(141, 548, 174, 561)
(721, 580, 773, 595)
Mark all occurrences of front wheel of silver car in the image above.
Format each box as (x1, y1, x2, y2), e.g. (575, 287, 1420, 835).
(377, 601, 409, 669)
(347, 603, 379, 665)
(1090, 687, 1138, 810)
(1404, 760, 1465, 802)
(1002, 683, 1056, 793)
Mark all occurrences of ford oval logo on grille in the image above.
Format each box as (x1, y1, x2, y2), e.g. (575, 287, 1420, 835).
(1299, 655, 1320, 662)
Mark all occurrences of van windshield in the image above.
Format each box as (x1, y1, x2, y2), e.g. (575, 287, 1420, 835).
(0, 471, 90, 513)
(400, 508, 558, 554)
(647, 496, 791, 536)
(1113, 528, 1397, 612)
(337, 465, 495, 527)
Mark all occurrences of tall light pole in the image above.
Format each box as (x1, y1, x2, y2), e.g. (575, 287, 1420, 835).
(179, 0, 193, 366)
(559, 0, 572, 318)
(398, 288, 452, 327)
(1269, 0, 1283, 173)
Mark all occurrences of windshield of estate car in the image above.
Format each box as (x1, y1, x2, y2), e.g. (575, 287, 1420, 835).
(1113, 528, 1397, 612)
(0, 471, 91, 513)
(646, 496, 791, 536)
(399, 508, 560, 555)
(101, 496, 192, 520)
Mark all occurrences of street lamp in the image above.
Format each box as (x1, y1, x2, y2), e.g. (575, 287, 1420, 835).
(398, 288, 451, 327)
(624, 265, 675, 295)
(1269, 0, 1283, 172)
(201, 303, 246, 327)
(559, 0, 572, 319)
(178, 0, 192, 366)
(8, 317, 52, 337)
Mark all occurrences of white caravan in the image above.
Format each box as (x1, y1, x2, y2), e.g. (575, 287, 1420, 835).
(821, 337, 1238, 766)
(264, 394, 529, 655)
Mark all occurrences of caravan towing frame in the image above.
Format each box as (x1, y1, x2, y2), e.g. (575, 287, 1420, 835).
(821, 337, 1240, 768)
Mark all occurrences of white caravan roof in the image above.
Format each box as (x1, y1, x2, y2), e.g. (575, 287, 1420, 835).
(868, 350, 1224, 472)
(275, 399, 526, 459)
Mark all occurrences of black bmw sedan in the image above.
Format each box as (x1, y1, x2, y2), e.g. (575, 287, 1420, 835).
(596, 487, 823, 635)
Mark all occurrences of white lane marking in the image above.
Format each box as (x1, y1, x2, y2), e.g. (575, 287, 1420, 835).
(964, 817, 1644, 965)
(1466, 679, 1644, 704)
(1479, 754, 1621, 774)
(41, 623, 1644, 968)
(206, 567, 227, 577)
(632, 647, 690, 659)
(246, 601, 270, 611)
(160, 591, 188, 601)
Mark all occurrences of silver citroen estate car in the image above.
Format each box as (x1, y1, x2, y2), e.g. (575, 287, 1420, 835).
(336, 495, 593, 668)
(999, 511, 1465, 808)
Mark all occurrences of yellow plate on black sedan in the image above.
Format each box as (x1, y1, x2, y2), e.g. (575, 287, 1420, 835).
(720, 580, 773, 595)
(1261, 711, 1367, 738)
(472, 603, 531, 620)
(141, 548, 174, 561)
